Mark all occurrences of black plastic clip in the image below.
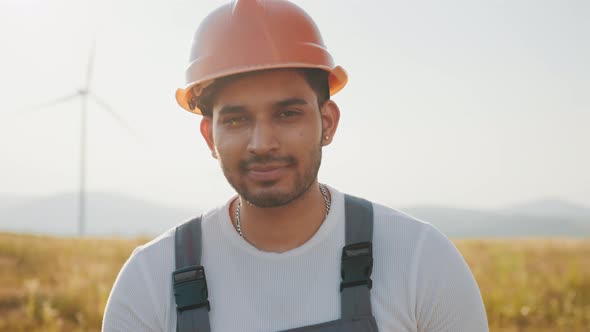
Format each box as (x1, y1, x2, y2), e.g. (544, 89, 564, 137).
(172, 265, 210, 312)
(340, 242, 373, 291)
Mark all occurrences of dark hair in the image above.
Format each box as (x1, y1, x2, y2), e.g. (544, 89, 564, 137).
(197, 68, 330, 117)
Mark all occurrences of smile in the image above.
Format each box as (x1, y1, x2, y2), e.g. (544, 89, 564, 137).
(245, 164, 292, 182)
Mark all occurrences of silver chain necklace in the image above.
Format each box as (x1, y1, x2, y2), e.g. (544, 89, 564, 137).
(235, 183, 331, 238)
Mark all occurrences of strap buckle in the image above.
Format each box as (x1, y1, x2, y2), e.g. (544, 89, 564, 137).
(340, 242, 373, 291)
(173, 265, 210, 312)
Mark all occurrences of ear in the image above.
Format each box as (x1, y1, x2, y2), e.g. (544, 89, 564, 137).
(200, 117, 218, 159)
(320, 100, 340, 146)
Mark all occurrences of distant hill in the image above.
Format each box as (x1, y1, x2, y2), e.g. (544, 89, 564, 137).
(0, 192, 588, 237)
(403, 204, 590, 238)
(0, 192, 197, 237)
(501, 198, 590, 219)
(0, 194, 34, 210)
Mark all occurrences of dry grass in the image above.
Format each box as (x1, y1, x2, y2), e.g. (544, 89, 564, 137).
(457, 238, 590, 331)
(0, 233, 588, 331)
(0, 233, 146, 332)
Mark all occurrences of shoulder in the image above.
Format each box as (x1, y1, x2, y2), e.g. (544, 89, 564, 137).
(364, 199, 488, 330)
(102, 209, 223, 331)
(138, 226, 176, 252)
(131, 203, 224, 257)
(337, 192, 457, 275)
(102, 226, 177, 331)
(369, 199, 466, 276)
(370, 199, 442, 248)
(126, 225, 177, 268)
(109, 224, 178, 295)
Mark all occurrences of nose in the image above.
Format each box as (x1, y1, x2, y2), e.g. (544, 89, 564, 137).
(247, 120, 279, 155)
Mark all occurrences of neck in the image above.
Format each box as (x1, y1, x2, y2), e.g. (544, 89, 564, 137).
(230, 181, 330, 253)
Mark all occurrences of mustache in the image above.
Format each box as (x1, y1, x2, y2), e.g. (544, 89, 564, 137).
(239, 155, 296, 170)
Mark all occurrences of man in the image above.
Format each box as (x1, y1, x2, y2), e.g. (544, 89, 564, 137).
(102, 1, 488, 331)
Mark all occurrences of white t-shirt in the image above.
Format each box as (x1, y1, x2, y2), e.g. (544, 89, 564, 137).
(102, 186, 488, 332)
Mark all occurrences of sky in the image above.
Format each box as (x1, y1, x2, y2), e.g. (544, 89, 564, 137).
(0, 0, 588, 212)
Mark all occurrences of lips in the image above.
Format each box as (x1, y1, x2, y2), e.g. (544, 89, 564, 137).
(245, 163, 292, 182)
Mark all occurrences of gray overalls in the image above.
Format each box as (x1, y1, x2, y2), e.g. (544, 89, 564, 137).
(172, 195, 379, 332)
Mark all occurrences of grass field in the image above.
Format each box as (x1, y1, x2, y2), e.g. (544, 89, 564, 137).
(0, 233, 588, 331)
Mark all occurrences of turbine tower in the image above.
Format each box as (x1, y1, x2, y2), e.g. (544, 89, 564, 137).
(21, 41, 136, 236)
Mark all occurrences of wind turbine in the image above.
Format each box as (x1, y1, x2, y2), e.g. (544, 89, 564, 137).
(20, 41, 137, 236)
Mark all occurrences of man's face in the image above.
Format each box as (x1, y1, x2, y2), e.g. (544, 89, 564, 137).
(200, 69, 339, 208)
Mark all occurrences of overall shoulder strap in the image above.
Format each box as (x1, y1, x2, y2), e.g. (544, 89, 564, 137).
(173, 216, 211, 332)
(341, 194, 374, 319)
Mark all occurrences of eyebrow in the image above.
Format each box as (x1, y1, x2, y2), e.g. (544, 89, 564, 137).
(217, 98, 309, 116)
(275, 98, 309, 108)
(218, 105, 246, 116)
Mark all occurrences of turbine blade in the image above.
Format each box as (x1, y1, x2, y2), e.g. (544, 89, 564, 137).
(17, 92, 80, 113)
(85, 39, 96, 92)
(90, 93, 141, 141)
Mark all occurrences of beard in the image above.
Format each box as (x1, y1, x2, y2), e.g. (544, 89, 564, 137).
(220, 143, 323, 208)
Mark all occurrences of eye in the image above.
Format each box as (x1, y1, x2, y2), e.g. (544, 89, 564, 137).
(222, 115, 248, 126)
(278, 109, 301, 118)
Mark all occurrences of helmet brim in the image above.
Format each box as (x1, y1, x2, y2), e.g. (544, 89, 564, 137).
(175, 65, 348, 115)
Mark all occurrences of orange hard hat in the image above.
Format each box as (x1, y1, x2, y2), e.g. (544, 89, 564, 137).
(175, 0, 348, 115)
